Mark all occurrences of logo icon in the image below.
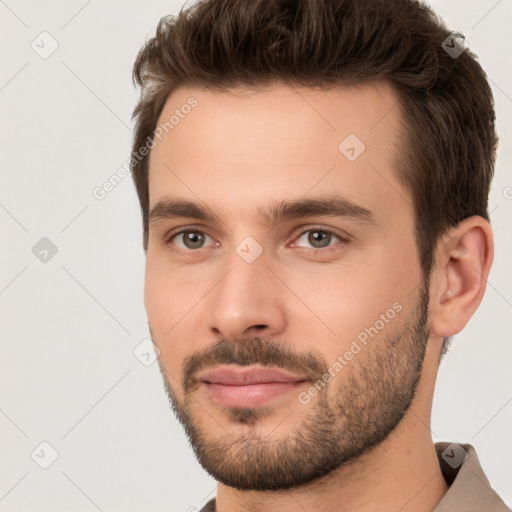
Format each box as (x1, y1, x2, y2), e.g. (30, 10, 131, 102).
(31, 31, 59, 59)
(133, 338, 160, 366)
(32, 237, 58, 263)
(236, 236, 263, 263)
(338, 134, 366, 162)
(441, 442, 468, 469)
(31, 441, 59, 469)
(442, 32, 468, 59)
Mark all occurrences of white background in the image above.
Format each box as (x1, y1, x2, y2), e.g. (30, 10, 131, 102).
(0, 0, 511, 510)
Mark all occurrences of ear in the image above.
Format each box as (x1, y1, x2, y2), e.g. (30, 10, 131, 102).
(429, 216, 494, 337)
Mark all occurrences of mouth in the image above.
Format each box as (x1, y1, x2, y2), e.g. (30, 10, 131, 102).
(197, 365, 309, 408)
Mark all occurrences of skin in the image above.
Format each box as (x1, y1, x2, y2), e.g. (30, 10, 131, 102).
(144, 82, 493, 512)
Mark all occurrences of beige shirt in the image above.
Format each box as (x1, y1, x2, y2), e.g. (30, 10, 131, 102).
(433, 442, 510, 511)
(198, 442, 510, 511)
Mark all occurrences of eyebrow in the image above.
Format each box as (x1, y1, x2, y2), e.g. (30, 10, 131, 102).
(148, 194, 377, 227)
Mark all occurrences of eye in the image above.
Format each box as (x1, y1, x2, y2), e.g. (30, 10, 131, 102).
(168, 229, 216, 251)
(164, 227, 348, 255)
(292, 228, 347, 252)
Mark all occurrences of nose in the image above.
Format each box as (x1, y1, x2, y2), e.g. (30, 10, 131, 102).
(207, 251, 288, 342)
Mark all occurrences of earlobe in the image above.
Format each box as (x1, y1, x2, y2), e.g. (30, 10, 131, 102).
(430, 216, 494, 337)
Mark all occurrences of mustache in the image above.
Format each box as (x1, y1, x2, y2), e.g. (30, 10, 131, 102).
(182, 337, 328, 393)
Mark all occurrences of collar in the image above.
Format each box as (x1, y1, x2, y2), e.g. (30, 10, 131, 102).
(433, 442, 510, 511)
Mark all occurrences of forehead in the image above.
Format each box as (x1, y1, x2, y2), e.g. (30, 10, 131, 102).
(147, 81, 411, 226)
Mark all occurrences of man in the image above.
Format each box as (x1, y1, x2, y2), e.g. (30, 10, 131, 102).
(129, 0, 510, 510)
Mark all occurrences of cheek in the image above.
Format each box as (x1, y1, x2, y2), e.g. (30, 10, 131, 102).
(144, 258, 171, 332)
(292, 247, 418, 352)
(144, 252, 199, 327)
(144, 258, 197, 370)
(297, 268, 385, 349)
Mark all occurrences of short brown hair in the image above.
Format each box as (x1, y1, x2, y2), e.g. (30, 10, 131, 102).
(130, 0, 497, 290)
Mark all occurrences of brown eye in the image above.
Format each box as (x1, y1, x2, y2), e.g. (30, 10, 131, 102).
(295, 229, 343, 250)
(308, 230, 332, 248)
(171, 230, 213, 250)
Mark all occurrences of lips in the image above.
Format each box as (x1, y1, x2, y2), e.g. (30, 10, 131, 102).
(197, 366, 307, 385)
(196, 366, 310, 408)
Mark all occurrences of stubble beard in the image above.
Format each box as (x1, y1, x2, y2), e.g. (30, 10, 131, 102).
(156, 281, 430, 491)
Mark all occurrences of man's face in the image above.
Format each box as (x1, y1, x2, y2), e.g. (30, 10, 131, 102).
(144, 82, 429, 490)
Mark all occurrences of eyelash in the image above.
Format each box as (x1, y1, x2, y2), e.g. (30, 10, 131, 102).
(164, 227, 349, 255)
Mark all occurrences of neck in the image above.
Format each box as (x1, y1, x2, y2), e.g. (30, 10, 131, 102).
(215, 425, 448, 512)
(215, 343, 448, 512)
